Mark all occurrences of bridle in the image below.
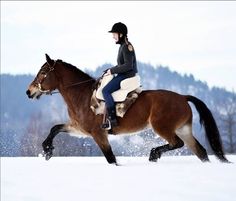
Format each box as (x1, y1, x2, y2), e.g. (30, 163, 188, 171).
(35, 60, 95, 95)
(36, 60, 57, 94)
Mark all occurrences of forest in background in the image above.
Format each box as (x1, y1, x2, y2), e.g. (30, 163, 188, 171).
(1, 62, 236, 156)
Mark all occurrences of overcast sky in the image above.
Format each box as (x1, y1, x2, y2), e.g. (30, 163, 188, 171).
(1, 1, 236, 91)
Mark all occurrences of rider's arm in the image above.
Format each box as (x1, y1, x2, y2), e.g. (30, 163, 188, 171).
(110, 44, 134, 74)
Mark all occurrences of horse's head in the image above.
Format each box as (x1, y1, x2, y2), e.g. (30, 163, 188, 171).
(26, 54, 59, 99)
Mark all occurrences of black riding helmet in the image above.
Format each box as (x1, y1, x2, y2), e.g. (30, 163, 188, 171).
(108, 22, 128, 36)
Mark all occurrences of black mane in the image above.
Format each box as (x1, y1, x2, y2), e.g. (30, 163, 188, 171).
(58, 60, 94, 80)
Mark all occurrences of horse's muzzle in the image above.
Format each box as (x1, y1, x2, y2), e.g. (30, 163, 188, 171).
(26, 90, 30, 96)
(26, 89, 33, 98)
(26, 89, 42, 99)
(26, 90, 35, 99)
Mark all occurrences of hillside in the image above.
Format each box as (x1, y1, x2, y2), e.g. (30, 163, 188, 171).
(1, 62, 235, 156)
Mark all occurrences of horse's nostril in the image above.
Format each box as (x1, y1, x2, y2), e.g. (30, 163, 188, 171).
(26, 90, 30, 96)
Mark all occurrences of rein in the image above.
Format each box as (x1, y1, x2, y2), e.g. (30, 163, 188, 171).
(65, 78, 95, 88)
(46, 78, 96, 95)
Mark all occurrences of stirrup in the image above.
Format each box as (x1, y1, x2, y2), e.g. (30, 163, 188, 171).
(101, 119, 112, 130)
(101, 118, 118, 130)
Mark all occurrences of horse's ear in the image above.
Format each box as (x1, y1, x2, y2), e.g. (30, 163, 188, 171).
(45, 54, 54, 66)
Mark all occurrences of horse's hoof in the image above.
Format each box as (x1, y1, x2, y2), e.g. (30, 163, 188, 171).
(42, 145, 54, 161)
(149, 156, 158, 162)
(45, 153, 52, 161)
(42, 150, 53, 161)
(149, 148, 161, 162)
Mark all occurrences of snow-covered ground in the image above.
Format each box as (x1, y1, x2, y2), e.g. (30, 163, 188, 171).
(1, 155, 236, 201)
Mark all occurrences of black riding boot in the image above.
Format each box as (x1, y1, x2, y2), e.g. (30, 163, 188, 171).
(101, 108, 118, 130)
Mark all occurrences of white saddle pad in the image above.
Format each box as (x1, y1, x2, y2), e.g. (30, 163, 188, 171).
(96, 75, 141, 102)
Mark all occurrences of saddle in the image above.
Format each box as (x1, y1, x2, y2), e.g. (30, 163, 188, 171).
(90, 75, 142, 117)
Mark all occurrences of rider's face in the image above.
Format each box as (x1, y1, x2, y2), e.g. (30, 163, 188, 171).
(112, 33, 119, 43)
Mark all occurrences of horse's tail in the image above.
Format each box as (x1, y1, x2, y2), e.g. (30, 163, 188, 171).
(186, 95, 229, 163)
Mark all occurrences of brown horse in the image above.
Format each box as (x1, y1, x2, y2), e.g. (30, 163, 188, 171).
(26, 54, 229, 164)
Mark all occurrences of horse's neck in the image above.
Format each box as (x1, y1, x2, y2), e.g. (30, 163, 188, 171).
(60, 69, 91, 87)
(56, 69, 93, 114)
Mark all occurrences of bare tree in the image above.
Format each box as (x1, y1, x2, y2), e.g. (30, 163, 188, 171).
(217, 94, 236, 153)
(21, 112, 45, 156)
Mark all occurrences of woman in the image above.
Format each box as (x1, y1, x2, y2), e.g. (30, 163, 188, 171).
(102, 22, 138, 130)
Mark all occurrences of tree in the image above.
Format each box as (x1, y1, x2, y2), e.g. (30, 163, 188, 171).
(20, 112, 45, 156)
(217, 94, 236, 153)
(222, 97, 236, 153)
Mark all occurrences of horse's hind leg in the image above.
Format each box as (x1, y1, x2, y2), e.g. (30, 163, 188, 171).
(149, 135, 184, 162)
(42, 124, 68, 160)
(176, 124, 209, 162)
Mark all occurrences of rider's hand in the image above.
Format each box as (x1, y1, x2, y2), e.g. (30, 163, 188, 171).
(104, 69, 111, 76)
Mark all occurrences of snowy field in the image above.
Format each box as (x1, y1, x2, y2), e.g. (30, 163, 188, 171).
(1, 155, 236, 201)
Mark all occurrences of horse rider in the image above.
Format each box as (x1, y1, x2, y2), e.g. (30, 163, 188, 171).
(102, 22, 138, 130)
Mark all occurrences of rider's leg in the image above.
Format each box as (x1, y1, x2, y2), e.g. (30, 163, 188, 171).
(102, 74, 129, 129)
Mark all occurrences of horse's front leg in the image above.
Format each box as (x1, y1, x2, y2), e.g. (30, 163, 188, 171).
(42, 124, 68, 160)
(92, 130, 117, 165)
